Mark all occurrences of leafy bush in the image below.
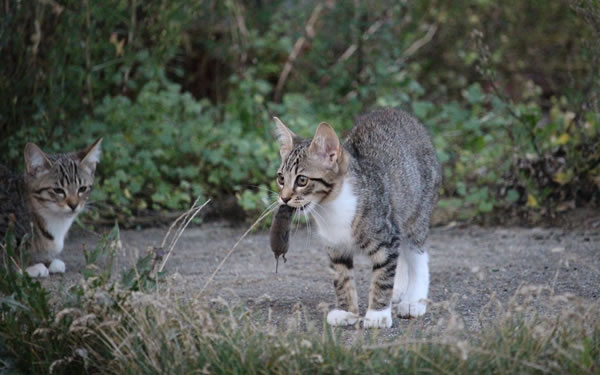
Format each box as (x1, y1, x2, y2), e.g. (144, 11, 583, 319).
(0, 0, 193, 159)
(1, 0, 599, 222)
(73, 75, 281, 219)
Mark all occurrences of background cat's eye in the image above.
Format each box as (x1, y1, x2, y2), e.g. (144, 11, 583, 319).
(78, 186, 89, 194)
(52, 188, 66, 196)
(296, 175, 308, 187)
(277, 174, 285, 185)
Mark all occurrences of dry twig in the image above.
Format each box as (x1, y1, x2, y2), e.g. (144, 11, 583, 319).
(402, 24, 438, 59)
(274, 1, 336, 101)
(335, 17, 387, 65)
(158, 197, 211, 272)
(198, 203, 277, 295)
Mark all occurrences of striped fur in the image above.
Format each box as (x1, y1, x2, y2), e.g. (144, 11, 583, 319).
(0, 139, 102, 277)
(274, 108, 441, 328)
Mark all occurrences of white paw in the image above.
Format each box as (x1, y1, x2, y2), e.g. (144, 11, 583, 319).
(49, 259, 66, 274)
(26, 263, 49, 278)
(327, 309, 359, 326)
(363, 307, 393, 328)
(395, 301, 427, 318)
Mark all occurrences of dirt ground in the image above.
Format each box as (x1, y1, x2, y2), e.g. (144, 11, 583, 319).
(43, 213, 600, 339)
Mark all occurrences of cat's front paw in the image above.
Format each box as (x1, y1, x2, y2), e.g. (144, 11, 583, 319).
(327, 309, 359, 326)
(394, 301, 427, 319)
(49, 259, 66, 274)
(26, 263, 49, 278)
(363, 307, 393, 328)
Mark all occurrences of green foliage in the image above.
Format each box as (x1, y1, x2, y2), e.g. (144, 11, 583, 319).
(0, 0, 194, 158)
(0, 229, 54, 372)
(1, 0, 599, 221)
(74, 76, 281, 219)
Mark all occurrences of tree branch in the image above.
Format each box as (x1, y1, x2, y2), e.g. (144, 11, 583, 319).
(274, 1, 335, 102)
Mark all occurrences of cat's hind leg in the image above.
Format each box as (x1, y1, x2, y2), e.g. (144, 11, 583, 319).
(392, 252, 409, 304)
(326, 248, 359, 326)
(26, 263, 49, 278)
(394, 248, 429, 318)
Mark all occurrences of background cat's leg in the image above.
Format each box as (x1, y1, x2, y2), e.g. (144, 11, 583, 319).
(395, 248, 429, 318)
(326, 248, 359, 326)
(48, 259, 66, 273)
(364, 246, 399, 328)
(26, 263, 49, 278)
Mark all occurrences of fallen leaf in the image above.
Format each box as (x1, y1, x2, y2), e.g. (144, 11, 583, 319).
(527, 193, 538, 208)
(556, 133, 570, 145)
(553, 170, 573, 185)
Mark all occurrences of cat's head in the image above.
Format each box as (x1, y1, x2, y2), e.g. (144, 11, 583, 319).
(24, 139, 102, 216)
(273, 117, 349, 209)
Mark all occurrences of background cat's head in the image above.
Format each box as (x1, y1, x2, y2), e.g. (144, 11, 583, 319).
(273, 117, 349, 209)
(24, 139, 102, 216)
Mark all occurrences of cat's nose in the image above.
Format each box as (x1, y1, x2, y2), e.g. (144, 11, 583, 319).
(67, 201, 78, 211)
(281, 196, 292, 204)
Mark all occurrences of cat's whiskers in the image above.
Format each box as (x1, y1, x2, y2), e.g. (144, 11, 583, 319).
(307, 209, 323, 228)
(302, 206, 313, 247)
(262, 200, 280, 218)
(83, 201, 99, 212)
(292, 206, 302, 239)
(306, 201, 326, 229)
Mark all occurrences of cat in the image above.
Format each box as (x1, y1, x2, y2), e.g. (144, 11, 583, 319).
(0, 139, 102, 278)
(273, 108, 440, 328)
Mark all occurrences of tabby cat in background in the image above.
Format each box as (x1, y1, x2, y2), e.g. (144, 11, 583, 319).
(274, 108, 440, 328)
(0, 139, 102, 277)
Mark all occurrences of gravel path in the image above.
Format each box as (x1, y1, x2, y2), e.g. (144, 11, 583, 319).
(44, 218, 600, 338)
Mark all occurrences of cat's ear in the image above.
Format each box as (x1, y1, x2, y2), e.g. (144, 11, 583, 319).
(24, 143, 53, 176)
(309, 122, 340, 167)
(273, 117, 296, 159)
(79, 138, 102, 174)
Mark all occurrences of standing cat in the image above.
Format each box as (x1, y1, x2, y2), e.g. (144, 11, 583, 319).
(273, 108, 440, 328)
(0, 139, 102, 277)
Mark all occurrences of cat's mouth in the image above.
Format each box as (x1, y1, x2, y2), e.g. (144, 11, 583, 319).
(297, 202, 312, 212)
(283, 202, 311, 211)
(50, 203, 83, 216)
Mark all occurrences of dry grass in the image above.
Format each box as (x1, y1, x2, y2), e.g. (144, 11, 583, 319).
(1, 203, 598, 374)
(89, 282, 598, 375)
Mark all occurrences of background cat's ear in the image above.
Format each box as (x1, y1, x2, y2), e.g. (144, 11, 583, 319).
(309, 122, 340, 167)
(273, 117, 296, 159)
(79, 138, 102, 174)
(24, 143, 52, 176)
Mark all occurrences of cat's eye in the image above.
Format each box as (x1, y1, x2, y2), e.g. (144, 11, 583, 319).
(78, 186, 89, 194)
(277, 174, 285, 186)
(52, 188, 66, 196)
(296, 175, 309, 187)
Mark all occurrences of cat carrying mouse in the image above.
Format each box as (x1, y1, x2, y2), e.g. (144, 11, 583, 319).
(273, 108, 440, 328)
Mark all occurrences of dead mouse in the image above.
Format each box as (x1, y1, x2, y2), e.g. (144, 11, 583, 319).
(269, 204, 294, 273)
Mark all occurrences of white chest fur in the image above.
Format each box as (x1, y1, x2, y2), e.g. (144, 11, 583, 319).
(313, 177, 358, 247)
(42, 213, 76, 255)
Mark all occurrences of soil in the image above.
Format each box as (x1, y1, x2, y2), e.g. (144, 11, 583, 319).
(43, 212, 600, 340)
